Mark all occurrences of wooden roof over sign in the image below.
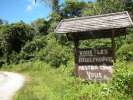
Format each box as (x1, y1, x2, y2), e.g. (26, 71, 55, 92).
(55, 11, 133, 40)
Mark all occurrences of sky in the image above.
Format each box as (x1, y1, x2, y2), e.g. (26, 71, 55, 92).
(0, 0, 95, 23)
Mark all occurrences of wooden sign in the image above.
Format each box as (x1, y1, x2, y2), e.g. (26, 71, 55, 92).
(78, 65, 112, 81)
(78, 48, 113, 65)
(77, 48, 113, 81)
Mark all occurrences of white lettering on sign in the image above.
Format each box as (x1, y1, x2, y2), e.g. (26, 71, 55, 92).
(93, 49, 108, 55)
(86, 72, 102, 79)
(78, 65, 112, 81)
(80, 50, 93, 56)
(78, 48, 113, 65)
(79, 65, 112, 71)
(79, 48, 111, 56)
(79, 57, 112, 63)
(78, 48, 113, 81)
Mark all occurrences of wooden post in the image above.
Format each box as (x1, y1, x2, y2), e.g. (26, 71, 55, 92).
(112, 30, 116, 62)
(74, 39, 79, 76)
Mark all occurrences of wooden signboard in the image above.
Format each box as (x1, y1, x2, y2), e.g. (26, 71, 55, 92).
(78, 48, 113, 65)
(55, 11, 133, 81)
(78, 65, 112, 81)
(77, 48, 113, 81)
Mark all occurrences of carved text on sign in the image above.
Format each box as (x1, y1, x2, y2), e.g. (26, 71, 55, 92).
(79, 49, 109, 56)
(78, 48, 113, 65)
(78, 65, 112, 81)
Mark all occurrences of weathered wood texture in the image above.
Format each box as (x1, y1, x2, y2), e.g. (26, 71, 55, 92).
(78, 65, 112, 81)
(55, 11, 133, 34)
(112, 30, 116, 62)
(74, 40, 79, 76)
(78, 48, 113, 65)
(66, 28, 126, 40)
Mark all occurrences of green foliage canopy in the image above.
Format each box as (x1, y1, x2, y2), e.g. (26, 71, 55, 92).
(31, 18, 49, 35)
(0, 22, 35, 64)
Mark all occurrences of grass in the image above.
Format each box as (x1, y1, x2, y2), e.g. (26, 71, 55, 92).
(1, 60, 133, 100)
(1, 61, 73, 100)
(127, 61, 133, 70)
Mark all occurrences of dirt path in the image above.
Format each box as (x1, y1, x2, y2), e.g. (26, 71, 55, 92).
(0, 72, 25, 100)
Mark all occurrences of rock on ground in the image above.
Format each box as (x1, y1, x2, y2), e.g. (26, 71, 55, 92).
(0, 72, 25, 100)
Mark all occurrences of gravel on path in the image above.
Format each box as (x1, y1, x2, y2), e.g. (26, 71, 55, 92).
(0, 72, 25, 100)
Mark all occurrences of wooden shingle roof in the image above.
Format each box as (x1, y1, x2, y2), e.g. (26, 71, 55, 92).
(55, 11, 133, 34)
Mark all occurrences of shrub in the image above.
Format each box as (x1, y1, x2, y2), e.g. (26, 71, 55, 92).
(19, 35, 47, 61)
(80, 39, 111, 48)
(31, 18, 49, 35)
(0, 22, 34, 53)
(117, 44, 133, 60)
(37, 34, 72, 67)
(112, 60, 133, 98)
(0, 22, 35, 65)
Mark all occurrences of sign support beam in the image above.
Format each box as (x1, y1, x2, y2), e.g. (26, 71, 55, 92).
(74, 39, 79, 76)
(112, 30, 116, 62)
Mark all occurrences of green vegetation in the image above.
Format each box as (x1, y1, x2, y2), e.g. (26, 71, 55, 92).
(1, 60, 133, 100)
(0, 0, 133, 100)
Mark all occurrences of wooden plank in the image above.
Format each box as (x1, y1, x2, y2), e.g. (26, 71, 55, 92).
(78, 48, 113, 65)
(55, 11, 133, 34)
(126, 11, 133, 26)
(57, 23, 129, 33)
(62, 17, 129, 26)
(78, 65, 112, 81)
(59, 24, 129, 31)
(66, 28, 126, 40)
(61, 22, 130, 29)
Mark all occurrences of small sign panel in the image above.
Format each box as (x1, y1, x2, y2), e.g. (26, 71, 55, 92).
(78, 65, 112, 81)
(78, 48, 113, 81)
(78, 48, 113, 65)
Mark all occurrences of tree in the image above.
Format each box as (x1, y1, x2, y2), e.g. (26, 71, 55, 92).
(0, 19, 8, 25)
(37, 33, 71, 67)
(81, 2, 101, 16)
(0, 22, 35, 59)
(19, 35, 47, 61)
(96, 0, 133, 18)
(61, 0, 88, 18)
(31, 18, 48, 35)
(96, 0, 124, 14)
(0, 19, 3, 25)
(35, 0, 59, 13)
(124, 0, 133, 19)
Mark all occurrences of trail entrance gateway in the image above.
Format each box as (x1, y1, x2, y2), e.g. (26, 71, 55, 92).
(55, 11, 133, 81)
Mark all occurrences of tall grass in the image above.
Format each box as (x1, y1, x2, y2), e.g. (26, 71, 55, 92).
(1, 60, 132, 100)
